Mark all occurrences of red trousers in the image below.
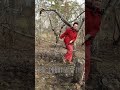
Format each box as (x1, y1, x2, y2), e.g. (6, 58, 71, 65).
(85, 44, 91, 81)
(64, 44, 73, 62)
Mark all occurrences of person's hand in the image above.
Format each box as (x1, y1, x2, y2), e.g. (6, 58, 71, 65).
(70, 40, 74, 44)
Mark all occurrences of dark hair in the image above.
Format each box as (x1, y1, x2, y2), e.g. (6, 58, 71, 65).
(73, 22, 78, 26)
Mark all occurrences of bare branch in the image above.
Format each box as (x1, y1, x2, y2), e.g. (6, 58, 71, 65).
(60, 10, 85, 30)
(40, 8, 72, 27)
(78, 18, 85, 31)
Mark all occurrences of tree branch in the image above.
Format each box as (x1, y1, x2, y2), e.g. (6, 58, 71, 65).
(78, 18, 85, 31)
(60, 10, 85, 30)
(40, 8, 72, 27)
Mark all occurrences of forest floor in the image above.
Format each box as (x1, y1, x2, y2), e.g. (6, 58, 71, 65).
(35, 31, 85, 90)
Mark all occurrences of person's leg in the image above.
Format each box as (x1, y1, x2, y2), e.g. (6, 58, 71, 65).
(64, 44, 73, 63)
(85, 44, 91, 81)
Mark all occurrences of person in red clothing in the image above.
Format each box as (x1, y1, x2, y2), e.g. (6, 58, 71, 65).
(84, 0, 101, 81)
(60, 22, 78, 64)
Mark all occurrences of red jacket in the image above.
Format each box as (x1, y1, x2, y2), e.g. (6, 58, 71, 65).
(60, 27, 78, 45)
(85, 6, 101, 45)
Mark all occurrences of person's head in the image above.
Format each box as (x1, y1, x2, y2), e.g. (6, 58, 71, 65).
(73, 22, 78, 30)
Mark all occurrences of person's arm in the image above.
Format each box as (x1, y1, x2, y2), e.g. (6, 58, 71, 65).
(60, 29, 68, 39)
(70, 32, 78, 44)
